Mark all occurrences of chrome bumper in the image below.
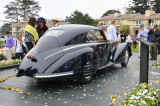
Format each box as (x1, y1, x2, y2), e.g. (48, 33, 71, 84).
(33, 71, 74, 79)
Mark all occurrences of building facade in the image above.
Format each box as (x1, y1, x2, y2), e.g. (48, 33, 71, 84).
(11, 21, 70, 36)
(98, 10, 160, 35)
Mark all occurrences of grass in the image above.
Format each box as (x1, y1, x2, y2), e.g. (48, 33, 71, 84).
(131, 44, 139, 53)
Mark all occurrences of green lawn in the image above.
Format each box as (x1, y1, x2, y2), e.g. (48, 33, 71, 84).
(131, 44, 139, 53)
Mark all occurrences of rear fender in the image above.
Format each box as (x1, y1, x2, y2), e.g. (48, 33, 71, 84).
(44, 47, 93, 74)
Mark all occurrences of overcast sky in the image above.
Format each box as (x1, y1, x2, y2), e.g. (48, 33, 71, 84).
(0, 0, 131, 27)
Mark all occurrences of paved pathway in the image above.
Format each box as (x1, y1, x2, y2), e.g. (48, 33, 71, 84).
(0, 53, 160, 106)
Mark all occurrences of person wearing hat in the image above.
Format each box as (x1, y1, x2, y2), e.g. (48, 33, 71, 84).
(36, 17, 48, 38)
(150, 25, 160, 60)
(100, 23, 106, 35)
(137, 24, 148, 57)
(52, 18, 59, 27)
(4, 31, 14, 60)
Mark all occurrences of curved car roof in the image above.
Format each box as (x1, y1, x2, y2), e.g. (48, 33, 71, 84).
(46, 24, 100, 46)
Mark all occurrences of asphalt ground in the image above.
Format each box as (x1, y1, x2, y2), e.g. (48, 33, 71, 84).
(0, 53, 160, 106)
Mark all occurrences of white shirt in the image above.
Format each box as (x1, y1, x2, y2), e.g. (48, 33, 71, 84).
(14, 39, 23, 53)
(137, 28, 148, 39)
(126, 35, 132, 43)
(106, 24, 118, 42)
(54, 23, 59, 27)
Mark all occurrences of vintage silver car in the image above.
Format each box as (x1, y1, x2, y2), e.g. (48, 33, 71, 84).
(16, 24, 132, 83)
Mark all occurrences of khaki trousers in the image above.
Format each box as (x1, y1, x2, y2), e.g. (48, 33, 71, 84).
(4, 47, 12, 60)
(150, 42, 158, 60)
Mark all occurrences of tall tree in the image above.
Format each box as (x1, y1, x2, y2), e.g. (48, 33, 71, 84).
(18, 0, 41, 21)
(152, 0, 160, 13)
(4, 0, 41, 22)
(131, 0, 150, 14)
(67, 10, 98, 26)
(3, 1, 20, 22)
(128, 0, 153, 14)
(101, 9, 120, 17)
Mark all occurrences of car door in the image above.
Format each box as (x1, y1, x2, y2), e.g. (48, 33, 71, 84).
(86, 29, 108, 68)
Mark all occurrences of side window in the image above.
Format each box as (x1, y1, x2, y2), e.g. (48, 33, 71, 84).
(86, 30, 104, 42)
(65, 33, 87, 46)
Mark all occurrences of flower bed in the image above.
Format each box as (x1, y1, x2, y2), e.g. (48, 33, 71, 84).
(119, 83, 160, 106)
(0, 59, 22, 67)
(156, 60, 160, 66)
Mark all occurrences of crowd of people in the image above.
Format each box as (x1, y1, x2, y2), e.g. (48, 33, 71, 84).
(3, 17, 160, 61)
(100, 21, 160, 61)
(4, 17, 60, 60)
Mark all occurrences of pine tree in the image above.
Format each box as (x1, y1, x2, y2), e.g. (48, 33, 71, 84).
(3, 1, 20, 22)
(131, 0, 150, 14)
(4, 0, 41, 22)
(152, 0, 160, 13)
(18, 0, 41, 21)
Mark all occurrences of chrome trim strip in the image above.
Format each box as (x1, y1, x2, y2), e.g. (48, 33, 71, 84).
(44, 50, 63, 59)
(44, 42, 108, 60)
(34, 71, 74, 78)
(62, 42, 106, 51)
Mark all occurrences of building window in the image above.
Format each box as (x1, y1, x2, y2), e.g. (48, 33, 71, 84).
(115, 20, 121, 25)
(103, 20, 107, 25)
(134, 20, 143, 26)
(147, 19, 157, 26)
(16, 27, 21, 32)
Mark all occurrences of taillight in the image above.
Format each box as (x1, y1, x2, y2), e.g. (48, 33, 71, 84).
(27, 56, 35, 59)
(31, 56, 34, 59)
(27, 56, 31, 59)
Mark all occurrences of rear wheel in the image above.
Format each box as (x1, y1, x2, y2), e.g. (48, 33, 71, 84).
(121, 49, 129, 67)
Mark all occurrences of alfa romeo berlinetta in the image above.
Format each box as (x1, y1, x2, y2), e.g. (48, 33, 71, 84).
(16, 24, 132, 83)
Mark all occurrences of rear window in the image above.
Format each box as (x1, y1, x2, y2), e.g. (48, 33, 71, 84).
(44, 29, 64, 37)
(35, 36, 60, 53)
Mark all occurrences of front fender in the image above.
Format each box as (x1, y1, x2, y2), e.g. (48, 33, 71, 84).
(113, 43, 131, 62)
(44, 47, 93, 74)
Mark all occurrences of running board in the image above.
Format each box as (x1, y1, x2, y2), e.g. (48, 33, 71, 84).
(98, 62, 114, 70)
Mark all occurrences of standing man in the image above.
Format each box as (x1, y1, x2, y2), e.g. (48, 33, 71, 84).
(150, 25, 160, 60)
(4, 31, 14, 60)
(106, 20, 118, 62)
(52, 18, 60, 27)
(106, 20, 118, 42)
(137, 24, 148, 57)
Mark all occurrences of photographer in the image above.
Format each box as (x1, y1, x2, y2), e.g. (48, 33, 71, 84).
(120, 30, 126, 43)
(150, 25, 160, 60)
